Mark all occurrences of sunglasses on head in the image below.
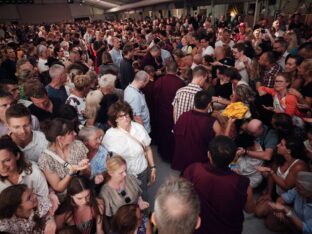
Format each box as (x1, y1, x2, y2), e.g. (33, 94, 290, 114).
(119, 190, 131, 203)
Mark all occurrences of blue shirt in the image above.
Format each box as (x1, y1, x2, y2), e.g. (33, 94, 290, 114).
(282, 188, 312, 234)
(90, 145, 108, 178)
(46, 85, 68, 104)
(124, 85, 151, 133)
(109, 48, 122, 68)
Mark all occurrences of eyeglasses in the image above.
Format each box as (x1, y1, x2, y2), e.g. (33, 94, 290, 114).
(119, 190, 131, 203)
(274, 80, 285, 83)
(117, 113, 130, 119)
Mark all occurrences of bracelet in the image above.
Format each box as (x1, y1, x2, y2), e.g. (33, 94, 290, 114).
(150, 166, 156, 169)
(285, 210, 293, 218)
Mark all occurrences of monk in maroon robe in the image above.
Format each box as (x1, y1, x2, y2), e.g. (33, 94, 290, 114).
(172, 91, 216, 172)
(154, 62, 185, 162)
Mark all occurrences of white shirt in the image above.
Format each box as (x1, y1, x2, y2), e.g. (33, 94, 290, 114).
(0, 162, 49, 198)
(215, 40, 235, 48)
(191, 62, 199, 70)
(277, 51, 289, 70)
(20, 131, 49, 162)
(66, 94, 86, 125)
(37, 57, 49, 73)
(235, 57, 251, 83)
(103, 121, 151, 175)
(202, 45, 214, 56)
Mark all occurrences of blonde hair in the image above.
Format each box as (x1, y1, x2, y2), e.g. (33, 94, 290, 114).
(98, 74, 116, 89)
(106, 155, 127, 176)
(285, 31, 298, 52)
(72, 74, 91, 91)
(301, 59, 312, 77)
(85, 90, 103, 119)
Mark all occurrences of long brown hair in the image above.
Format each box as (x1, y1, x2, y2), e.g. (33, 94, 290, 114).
(60, 176, 102, 223)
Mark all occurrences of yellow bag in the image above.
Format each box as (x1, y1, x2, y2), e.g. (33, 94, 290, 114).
(222, 102, 249, 119)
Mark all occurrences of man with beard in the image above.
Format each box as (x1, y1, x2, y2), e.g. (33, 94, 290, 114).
(273, 39, 289, 70)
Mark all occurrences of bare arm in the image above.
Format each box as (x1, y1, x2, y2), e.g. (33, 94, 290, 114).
(270, 163, 309, 191)
(43, 170, 73, 193)
(96, 199, 105, 234)
(145, 146, 156, 184)
(244, 186, 256, 213)
(247, 148, 274, 161)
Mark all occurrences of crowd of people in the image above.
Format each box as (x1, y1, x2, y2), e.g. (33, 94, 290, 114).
(0, 11, 312, 234)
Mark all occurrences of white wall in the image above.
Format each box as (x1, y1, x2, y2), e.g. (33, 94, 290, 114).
(0, 3, 105, 23)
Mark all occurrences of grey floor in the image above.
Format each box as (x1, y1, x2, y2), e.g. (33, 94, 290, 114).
(147, 146, 275, 234)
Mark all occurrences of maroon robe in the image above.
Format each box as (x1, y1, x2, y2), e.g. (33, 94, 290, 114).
(172, 110, 215, 172)
(184, 163, 249, 234)
(153, 73, 185, 161)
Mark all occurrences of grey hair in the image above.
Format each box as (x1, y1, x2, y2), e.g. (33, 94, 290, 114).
(78, 126, 101, 142)
(154, 177, 200, 234)
(98, 74, 116, 89)
(37, 44, 47, 57)
(84, 90, 103, 119)
(235, 84, 256, 103)
(49, 64, 65, 79)
(134, 70, 148, 82)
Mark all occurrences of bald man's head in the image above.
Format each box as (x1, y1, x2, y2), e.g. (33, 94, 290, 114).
(193, 54, 203, 65)
(152, 177, 201, 234)
(247, 119, 263, 137)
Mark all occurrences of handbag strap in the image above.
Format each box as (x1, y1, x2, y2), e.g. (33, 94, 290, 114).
(44, 149, 72, 170)
(117, 128, 146, 151)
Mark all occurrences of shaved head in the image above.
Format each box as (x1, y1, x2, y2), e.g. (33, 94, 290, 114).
(247, 119, 263, 137)
(193, 54, 203, 65)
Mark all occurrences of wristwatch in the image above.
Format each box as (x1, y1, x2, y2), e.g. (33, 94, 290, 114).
(285, 210, 293, 218)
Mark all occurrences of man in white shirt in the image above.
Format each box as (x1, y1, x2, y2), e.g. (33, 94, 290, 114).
(6, 104, 48, 162)
(232, 43, 251, 84)
(200, 36, 214, 56)
(215, 29, 235, 48)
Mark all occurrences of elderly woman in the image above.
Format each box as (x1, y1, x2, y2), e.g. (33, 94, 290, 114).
(0, 184, 56, 234)
(38, 118, 90, 202)
(266, 171, 312, 233)
(78, 126, 108, 184)
(99, 156, 149, 217)
(102, 101, 156, 200)
(85, 90, 104, 127)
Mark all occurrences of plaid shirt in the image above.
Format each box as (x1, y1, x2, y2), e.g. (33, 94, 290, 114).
(262, 63, 281, 88)
(172, 83, 202, 123)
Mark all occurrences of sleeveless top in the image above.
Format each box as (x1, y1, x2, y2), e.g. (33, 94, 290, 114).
(72, 215, 97, 234)
(276, 159, 299, 195)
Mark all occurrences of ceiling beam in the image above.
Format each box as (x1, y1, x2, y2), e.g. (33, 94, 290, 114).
(84, 0, 119, 9)
(106, 0, 176, 12)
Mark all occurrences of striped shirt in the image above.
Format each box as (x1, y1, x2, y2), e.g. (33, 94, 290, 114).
(172, 83, 202, 123)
